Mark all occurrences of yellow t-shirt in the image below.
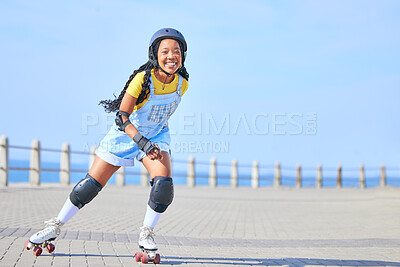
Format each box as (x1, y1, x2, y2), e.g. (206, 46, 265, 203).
(126, 68, 188, 111)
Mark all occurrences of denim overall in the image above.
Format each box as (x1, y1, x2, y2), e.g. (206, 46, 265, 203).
(97, 75, 183, 166)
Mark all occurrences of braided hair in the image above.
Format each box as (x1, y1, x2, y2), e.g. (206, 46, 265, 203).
(99, 64, 189, 113)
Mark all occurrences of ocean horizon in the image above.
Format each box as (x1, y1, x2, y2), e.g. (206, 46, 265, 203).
(6, 159, 400, 188)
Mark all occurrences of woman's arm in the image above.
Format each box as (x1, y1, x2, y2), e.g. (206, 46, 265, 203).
(119, 92, 162, 160)
(119, 93, 138, 138)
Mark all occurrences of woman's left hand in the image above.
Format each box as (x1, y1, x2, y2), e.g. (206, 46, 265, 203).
(147, 144, 163, 161)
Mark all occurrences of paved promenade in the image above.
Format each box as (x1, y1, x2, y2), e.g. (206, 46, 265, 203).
(0, 184, 400, 266)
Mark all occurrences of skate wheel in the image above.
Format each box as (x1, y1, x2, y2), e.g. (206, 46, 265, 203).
(154, 253, 161, 264)
(46, 243, 55, 253)
(141, 252, 149, 263)
(24, 240, 32, 250)
(135, 251, 142, 262)
(33, 246, 42, 256)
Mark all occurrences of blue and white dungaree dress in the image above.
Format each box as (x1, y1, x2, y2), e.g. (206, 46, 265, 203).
(96, 75, 183, 166)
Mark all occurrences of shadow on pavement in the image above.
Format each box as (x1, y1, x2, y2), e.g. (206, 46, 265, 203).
(42, 254, 400, 266)
(163, 256, 400, 266)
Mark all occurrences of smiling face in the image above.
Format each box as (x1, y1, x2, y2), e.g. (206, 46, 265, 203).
(157, 39, 182, 75)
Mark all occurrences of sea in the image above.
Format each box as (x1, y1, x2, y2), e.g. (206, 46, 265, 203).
(6, 159, 400, 188)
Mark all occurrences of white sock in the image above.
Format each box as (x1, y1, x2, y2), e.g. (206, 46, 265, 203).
(57, 197, 79, 224)
(143, 205, 162, 228)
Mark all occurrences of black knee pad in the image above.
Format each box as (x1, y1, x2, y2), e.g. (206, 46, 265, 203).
(148, 176, 174, 213)
(69, 174, 102, 209)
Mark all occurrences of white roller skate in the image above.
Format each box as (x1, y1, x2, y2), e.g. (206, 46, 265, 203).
(135, 226, 161, 264)
(24, 218, 63, 256)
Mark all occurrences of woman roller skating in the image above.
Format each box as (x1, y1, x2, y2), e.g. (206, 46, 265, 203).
(24, 28, 189, 264)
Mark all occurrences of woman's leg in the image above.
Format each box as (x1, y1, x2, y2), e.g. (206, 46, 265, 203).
(57, 155, 120, 223)
(28, 156, 120, 246)
(89, 155, 121, 187)
(138, 151, 172, 250)
(141, 151, 172, 177)
(141, 151, 172, 228)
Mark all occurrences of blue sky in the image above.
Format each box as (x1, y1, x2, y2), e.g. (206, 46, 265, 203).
(1, 0, 399, 170)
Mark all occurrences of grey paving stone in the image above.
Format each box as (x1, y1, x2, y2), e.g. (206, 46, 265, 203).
(1, 185, 400, 266)
(0, 228, 17, 237)
(64, 230, 79, 240)
(115, 233, 129, 243)
(90, 232, 103, 242)
(103, 233, 116, 243)
(77, 231, 91, 241)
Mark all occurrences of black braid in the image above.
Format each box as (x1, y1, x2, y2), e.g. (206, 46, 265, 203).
(99, 61, 154, 113)
(178, 66, 189, 80)
(99, 61, 189, 113)
(136, 69, 152, 105)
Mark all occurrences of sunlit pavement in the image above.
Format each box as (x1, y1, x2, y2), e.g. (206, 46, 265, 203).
(1, 184, 400, 266)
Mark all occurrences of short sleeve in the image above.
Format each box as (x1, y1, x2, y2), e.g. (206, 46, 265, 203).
(126, 71, 145, 98)
(181, 78, 189, 96)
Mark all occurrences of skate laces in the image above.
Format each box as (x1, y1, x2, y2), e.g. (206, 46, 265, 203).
(39, 218, 63, 237)
(139, 226, 155, 242)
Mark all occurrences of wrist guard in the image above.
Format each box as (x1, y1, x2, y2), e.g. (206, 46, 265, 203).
(133, 132, 158, 155)
(115, 110, 132, 131)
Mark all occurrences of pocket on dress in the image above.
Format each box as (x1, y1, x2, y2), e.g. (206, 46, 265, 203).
(147, 100, 178, 123)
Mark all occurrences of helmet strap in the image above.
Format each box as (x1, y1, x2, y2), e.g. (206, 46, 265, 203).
(156, 63, 182, 77)
(155, 65, 177, 90)
(157, 65, 174, 77)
